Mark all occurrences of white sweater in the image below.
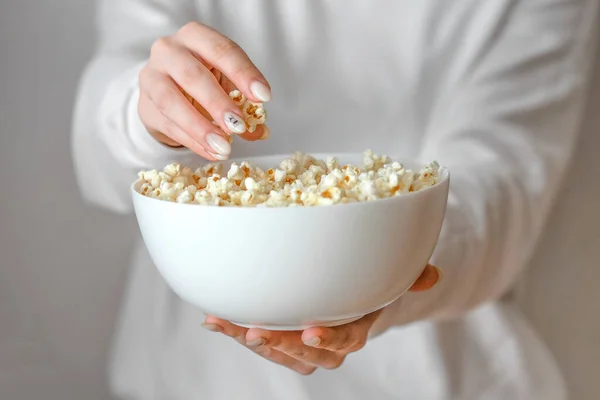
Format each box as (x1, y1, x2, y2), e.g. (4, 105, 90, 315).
(72, 1, 599, 399)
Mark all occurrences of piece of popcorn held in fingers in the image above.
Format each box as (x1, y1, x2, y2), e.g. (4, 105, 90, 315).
(229, 90, 267, 133)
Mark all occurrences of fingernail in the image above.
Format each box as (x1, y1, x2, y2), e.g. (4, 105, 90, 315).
(246, 338, 265, 348)
(303, 337, 321, 347)
(205, 133, 231, 157)
(207, 151, 229, 161)
(224, 111, 246, 134)
(201, 323, 221, 332)
(250, 81, 271, 102)
(259, 126, 270, 140)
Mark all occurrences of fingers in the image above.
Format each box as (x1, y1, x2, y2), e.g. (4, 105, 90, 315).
(176, 22, 271, 103)
(239, 124, 269, 142)
(301, 311, 382, 353)
(251, 344, 317, 375)
(203, 313, 383, 373)
(203, 317, 248, 344)
(246, 329, 345, 370)
(150, 38, 247, 135)
(217, 74, 269, 141)
(408, 264, 442, 292)
(138, 68, 232, 160)
(141, 22, 272, 155)
(201, 264, 438, 377)
(203, 317, 316, 375)
(139, 94, 222, 161)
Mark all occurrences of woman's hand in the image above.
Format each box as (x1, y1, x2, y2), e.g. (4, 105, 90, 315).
(202, 264, 442, 375)
(138, 22, 271, 160)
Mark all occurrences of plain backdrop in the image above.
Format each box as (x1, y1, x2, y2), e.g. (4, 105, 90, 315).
(0, 1, 135, 399)
(0, 1, 598, 399)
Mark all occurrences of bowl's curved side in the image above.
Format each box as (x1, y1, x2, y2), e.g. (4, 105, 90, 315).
(131, 159, 450, 328)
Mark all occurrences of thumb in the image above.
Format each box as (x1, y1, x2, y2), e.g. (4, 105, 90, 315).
(408, 264, 442, 292)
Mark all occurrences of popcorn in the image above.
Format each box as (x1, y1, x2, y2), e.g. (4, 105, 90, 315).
(273, 169, 287, 183)
(359, 180, 379, 201)
(279, 158, 300, 175)
(389, 172, 400, 188)
(326, 156, 340, 172)
(299, 169, 318, 186)
(418, 161, 440, 188)
(172, 175, 187, 186)
(321, 171, 342, 189)
(137, 151, 441, 207)
(240, 191, 257, 206)
(196, 163, 223, 178)
(363, 149, 391, 171)
(229, 90, 267, 133)
(318, 187, 343, 205)
(164, 163, 181, 177)
(229, 90, 246, 106)
(292, 151, 316, 170)
(244, 177, 266, 193)
(227, 163, 246, 184)
(140, 183, 150, 196)
(243, 103, 266, 133)
(398, 170, 415, 194)
(176, 190, 194, 204)
(158, 172, 172, 182)
(194, 189, 210, 204)
(340, 168, 359, 189)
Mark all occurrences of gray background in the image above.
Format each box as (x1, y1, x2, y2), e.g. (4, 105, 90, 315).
(0, 1, 598, 399)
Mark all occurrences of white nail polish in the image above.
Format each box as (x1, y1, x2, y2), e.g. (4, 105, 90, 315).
(205, 133, 231, 157)
(208, 152, 229, 161)
(224, 112, 247, 134)
(250, 81, 272, 102)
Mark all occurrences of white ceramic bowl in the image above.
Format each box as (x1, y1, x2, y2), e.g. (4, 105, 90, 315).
(132, 153, 449, 330)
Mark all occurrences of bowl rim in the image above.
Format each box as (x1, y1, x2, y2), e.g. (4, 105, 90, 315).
(130, 153, 450, 212)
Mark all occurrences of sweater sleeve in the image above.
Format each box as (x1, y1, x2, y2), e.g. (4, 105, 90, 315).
(71, 0, 201, 214)
(373, 0, 599, 334)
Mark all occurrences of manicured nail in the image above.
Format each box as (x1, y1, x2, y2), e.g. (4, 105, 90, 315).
(224, 111, 246, 134)
(205, 133, 231, 157)
(259, 125, 270, 140)
(303, 337, 321, 347)
(208, 152, 229, 161)
(201, 323, 221, 332)
(434, 266, 444, 283)
(250, 81, 271, 102)
(246, 338, 265, 348)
